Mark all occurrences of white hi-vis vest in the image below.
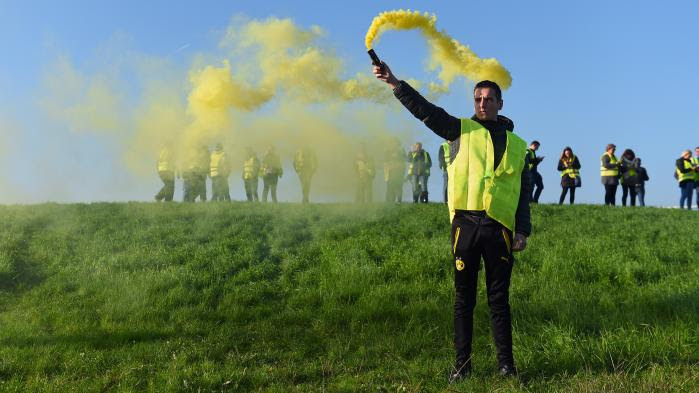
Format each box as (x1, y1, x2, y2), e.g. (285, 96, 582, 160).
(447, 118, 527, 231)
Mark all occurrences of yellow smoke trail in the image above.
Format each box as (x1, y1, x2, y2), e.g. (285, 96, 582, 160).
(365, 9, 512, 90)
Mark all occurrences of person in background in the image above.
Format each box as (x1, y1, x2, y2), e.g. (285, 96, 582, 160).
(384, 139, 406, 203)
(261, 145, 283, 203)
(557, 147, 581, 205)
(155, 145, 176, 202)
(634, 158, 649, 207)
(242, 147, 260, 202)
(676, 149, 696, 210)
(210, 143, 231, 201)
(600, 144, 620, 206)
(526, 141, 544, 203)
(693, 147, 699, 209)
(619, 149, 640, 207)
(407, 142, 431, 203)
(293, 146, 318, 203)
(355, 147, 375, 203)
(195, 145, 210, 202)
(438, 139, 453, 203)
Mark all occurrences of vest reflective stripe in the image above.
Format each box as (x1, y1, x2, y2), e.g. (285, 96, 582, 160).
(600, 153, 618, 177)
(157, 149, 173, 172)
(409, 151, 430, 176)
(447, 118, 527, 231)
(210, 151, 225, 177)
(526, 149, 536, 170)
(243, 157, 258, 180)
(560, 155, 579, 178)
(677, 159, 695, 183)
(441, 142, 451, 169)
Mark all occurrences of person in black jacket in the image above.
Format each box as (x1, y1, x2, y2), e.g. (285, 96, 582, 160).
(557, 147, 581, 205)
(634, 158, 649, 207)
(619, 149, 640, 207)
(373, 62, 530, 380)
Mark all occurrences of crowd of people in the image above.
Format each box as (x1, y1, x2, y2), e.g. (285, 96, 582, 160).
(156, 142, 699, 208)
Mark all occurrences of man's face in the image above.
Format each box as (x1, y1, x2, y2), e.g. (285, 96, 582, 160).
(608, 147, 616, 155)
(695, 148, 699, 157)
(530, 144, 539, 151)
(683, 151, 691, 159)
(473, 87, 502, 121)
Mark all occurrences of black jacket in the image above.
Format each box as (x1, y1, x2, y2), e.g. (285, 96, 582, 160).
(393, 80, 531, 236)
(557, 156, 581, 187)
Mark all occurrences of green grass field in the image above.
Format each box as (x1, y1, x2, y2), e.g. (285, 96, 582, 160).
(0, 202, 697, 392)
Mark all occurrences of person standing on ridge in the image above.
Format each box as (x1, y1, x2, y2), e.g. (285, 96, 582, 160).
(619, 149, 640, 207)
(293, 146, 318, 204)
(676, 149, 696, 209)
(693, 147, 699, 209)
(384, 139, 406, 203)
(374, 62, 531, 380)
(155, 146, 176, 202)
(210, 143, 231, 201)
(526, 141, 544, 203)
(261, 145, 283, 203)
(242, 147, 261, 202)
(195, 145, 210, 202)
(182, 146, 206, 202)
(408, 142, 431, 203)
(634, 158, 649, 207)
(439, 139, 453, 203)
(600, 144, 620, 206)
(355, 147, 375, 203)
(557, 147, 581, 205)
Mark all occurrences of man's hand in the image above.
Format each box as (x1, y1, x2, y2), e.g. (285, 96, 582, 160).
(512, 233, 528, 252)
(372, 62, 399, 89)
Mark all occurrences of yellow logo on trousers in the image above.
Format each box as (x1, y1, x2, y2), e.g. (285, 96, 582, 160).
(455, 258, 465, 271)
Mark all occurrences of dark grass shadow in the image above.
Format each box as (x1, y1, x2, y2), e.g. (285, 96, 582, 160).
(1, 330, 173, 349)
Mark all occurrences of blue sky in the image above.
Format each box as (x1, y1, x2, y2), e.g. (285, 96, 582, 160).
(0, 0, 697, 205)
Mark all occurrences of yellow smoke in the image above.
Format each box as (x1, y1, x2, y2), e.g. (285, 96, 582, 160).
(365, 9, 512, 90)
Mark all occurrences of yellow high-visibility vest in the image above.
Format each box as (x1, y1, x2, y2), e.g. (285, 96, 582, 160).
(677, 159, 695, 183)
(243, 156, 259, 180)
(447, 118, 527, 231)
(526, 148, 537, 171)
(157, 148, 174, 172)
(560, 155, 579, 178)
(600, 153, 618, 177)
(691, 157, 699, 181)
(408, 150, 430, 176)
(210, 151, 226, 177)
(441, 142, 451, 170)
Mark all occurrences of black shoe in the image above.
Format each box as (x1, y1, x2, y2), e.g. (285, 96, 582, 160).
(498, 364, 517, 377)
(448, 362, 472, 383)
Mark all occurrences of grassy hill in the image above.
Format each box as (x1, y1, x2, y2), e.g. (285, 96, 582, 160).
(0, 203, 697, 392)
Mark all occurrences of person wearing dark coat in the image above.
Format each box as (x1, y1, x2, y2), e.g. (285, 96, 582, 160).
(557, 147, 581, 205)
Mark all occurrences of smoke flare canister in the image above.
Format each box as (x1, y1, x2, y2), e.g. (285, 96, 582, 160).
(367, 49, 384, 71)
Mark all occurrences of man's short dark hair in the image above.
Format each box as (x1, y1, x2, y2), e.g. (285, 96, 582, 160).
(530, 140, 540, 146)
(474, 80, 502, 101)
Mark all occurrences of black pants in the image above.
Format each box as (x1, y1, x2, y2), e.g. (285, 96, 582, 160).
(298, 173, 313, 203)
(244, 178, 259, 201)
(451, 211, 515, 368)
(604, 184, 617, 206)
(559, 186, 575, 205)
(530, 171, 544, 203)
(155, 171, 175, 201)
(263, 175, 279, 203)
(211, 176, 230, 201)
(621, 184, 637, 206)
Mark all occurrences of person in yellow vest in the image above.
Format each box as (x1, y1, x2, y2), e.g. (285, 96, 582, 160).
(619, 149, 640, 207)
(210, 143, 231, 201)
(374, 63, 531, 380)
(438, 139, 453, 203)
(600, 143, 620, 206)
(557, 147, 581, 205)
(384, 139, 406, 203)
(195, 145, 210, 202)
(355, 147, 375, 203)
(242, 147, 260, 202)
(155, 146, 176, 202)
(693, 147, 699, 209)
(261, 145, 283, 203)
(526, 141, 545, 203)
(408, 142, 431, 203)
(182, 145, 207, 202)
(293, 147, 318, 203)
(676, 149, 696, 209)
